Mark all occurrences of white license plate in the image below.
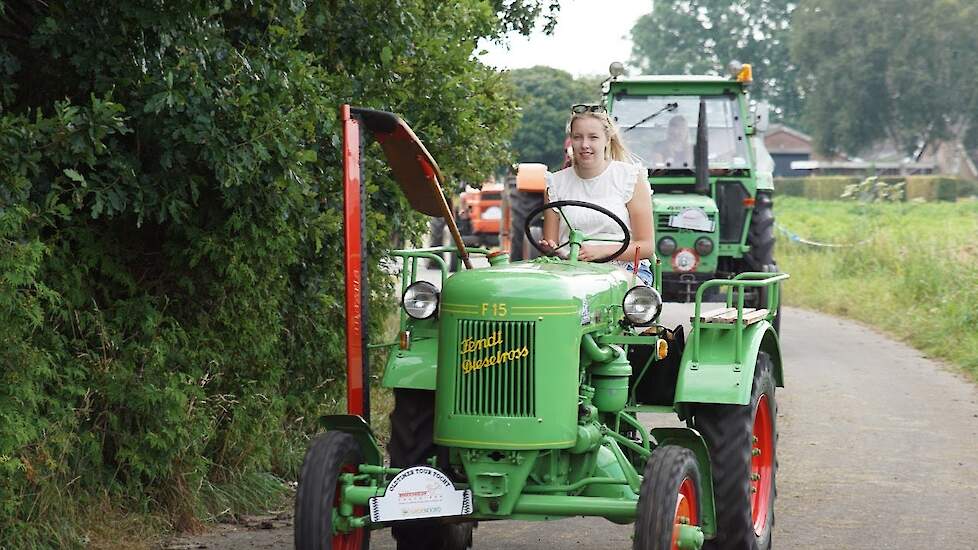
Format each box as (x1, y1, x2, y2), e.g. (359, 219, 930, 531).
(369, 466, 473, 522)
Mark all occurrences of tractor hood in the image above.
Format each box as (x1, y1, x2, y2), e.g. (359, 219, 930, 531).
(441, 260, 634, 318)
(434, 260, 635, 452)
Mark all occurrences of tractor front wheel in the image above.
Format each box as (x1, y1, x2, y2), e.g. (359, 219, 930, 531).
(694, 352, 777, 550)
(388, 388, 474, 550)
(294, 431, 370, 550)
(634, 445, 703, 550)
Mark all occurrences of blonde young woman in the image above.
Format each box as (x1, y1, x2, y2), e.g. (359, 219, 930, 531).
(538, 104, 655, 285)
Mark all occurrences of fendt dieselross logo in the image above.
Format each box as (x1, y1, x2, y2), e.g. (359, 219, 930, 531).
(459, 331, 529, 374)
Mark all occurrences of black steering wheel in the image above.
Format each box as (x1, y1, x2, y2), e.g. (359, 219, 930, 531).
(524, 200, 630, 264)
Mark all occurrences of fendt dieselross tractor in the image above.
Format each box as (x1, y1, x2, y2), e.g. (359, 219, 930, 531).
(293, 105, 787, 550)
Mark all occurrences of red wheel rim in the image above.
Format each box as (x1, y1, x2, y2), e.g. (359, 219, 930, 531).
(751, 393, 774, 536)
(332, 465, 365, 550)
(671, 476, 699, 550)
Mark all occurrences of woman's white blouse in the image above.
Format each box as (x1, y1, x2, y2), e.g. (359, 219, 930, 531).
(545, 160, 651, 246)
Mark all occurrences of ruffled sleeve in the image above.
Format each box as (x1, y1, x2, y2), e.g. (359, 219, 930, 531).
(622, 162, 650, 202)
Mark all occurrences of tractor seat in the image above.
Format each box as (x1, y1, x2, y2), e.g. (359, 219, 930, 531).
(692, 307, 769, 325)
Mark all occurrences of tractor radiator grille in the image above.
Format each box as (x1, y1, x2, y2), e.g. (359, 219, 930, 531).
(656, 214, 675, 232)
(454, 319, 536, 417)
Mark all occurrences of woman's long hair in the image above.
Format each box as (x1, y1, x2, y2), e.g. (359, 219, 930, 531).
(567, 111, 633, 164)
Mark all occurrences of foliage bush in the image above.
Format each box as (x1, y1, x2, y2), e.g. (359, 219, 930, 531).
(840, 176, 905, 202)
(0, 1, 550, 546)
(506, 67, 600, 170)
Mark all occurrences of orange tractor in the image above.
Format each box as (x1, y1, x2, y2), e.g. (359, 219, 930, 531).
(440, 167, 547, 268)
(443, 137, 567, 264)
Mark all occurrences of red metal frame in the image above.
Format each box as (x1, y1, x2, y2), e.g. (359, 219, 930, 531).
(340, 104, 472, 419)
(341, 104, 366, 419)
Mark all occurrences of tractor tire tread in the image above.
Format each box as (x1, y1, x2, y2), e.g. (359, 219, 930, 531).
(744, 192, 776, 272)
(634, 445, 702, 550)
(694, 353, 777, 550)
(294, 431, 369, 550)
(388, 389, 474, 550)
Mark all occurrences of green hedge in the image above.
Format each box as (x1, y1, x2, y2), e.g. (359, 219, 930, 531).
(775, 175, 978, 201)
(0, 2, 530, 547)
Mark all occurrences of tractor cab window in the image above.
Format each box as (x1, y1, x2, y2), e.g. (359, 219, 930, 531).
(612, 95, 749, 173)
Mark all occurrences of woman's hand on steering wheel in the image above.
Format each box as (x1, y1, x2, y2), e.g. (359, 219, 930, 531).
(537, 238, 567, 259)
(577, 243, 618, 262)
(524, 200, 631, 264)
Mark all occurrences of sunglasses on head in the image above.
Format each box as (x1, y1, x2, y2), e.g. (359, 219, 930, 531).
(571, 104, 607, 114)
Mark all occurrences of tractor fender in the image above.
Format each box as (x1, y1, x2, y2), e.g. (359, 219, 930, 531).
(318, 414, 383, 466)
(381, 337, 438, 391)
(651, 427, 717, 539)
(674, 321, 783, 406)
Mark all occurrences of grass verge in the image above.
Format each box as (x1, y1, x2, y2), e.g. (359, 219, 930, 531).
(775, 196, 978, 382)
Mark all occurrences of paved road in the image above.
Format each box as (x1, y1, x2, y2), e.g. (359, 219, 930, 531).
(164, 305, 978, 549)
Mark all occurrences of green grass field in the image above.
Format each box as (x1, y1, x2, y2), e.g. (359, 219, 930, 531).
(774, 196, 978, 382)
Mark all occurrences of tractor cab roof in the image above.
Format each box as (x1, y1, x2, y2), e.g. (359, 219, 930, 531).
(607, 75, 747, 96)
(611, 75, 732, 84)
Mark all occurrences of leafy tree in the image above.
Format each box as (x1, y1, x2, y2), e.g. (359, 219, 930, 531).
(630, 0, 803, 125)
(791, 0, 978, 156)
(491, 0, 561, 34)
(508, 66, 601, 170)
(0, 0, 552, 545)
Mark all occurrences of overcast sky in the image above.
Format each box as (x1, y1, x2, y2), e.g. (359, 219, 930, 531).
(478, 0, 652, 78)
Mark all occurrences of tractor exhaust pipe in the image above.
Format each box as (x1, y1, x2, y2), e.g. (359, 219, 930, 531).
(694, 99, 710, 195)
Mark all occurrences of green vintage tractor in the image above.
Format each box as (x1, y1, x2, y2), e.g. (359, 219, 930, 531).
(294, 106, 787, 550)
(603, 63, 778, 328)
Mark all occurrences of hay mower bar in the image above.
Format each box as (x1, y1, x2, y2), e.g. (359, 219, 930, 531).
(339, 104, 473, 421)
(341, 105, 369, 421)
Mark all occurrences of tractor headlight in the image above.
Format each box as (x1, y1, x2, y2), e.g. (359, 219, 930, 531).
(622, 285, 662, 325)
(694, 237, 714, 256)
(402, 281, 439, 320)
(657, 236, 678, 256)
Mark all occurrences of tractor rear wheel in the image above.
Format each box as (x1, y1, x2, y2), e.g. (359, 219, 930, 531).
(693, 352, 777, 550)
(744, 191, 780, 332)
(507, 187, 544, 261)
(634, 445, 703, 550)
(294, 431, 370, 550)
(388, 388, 474, 550)
(744, 192, 775, 274)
